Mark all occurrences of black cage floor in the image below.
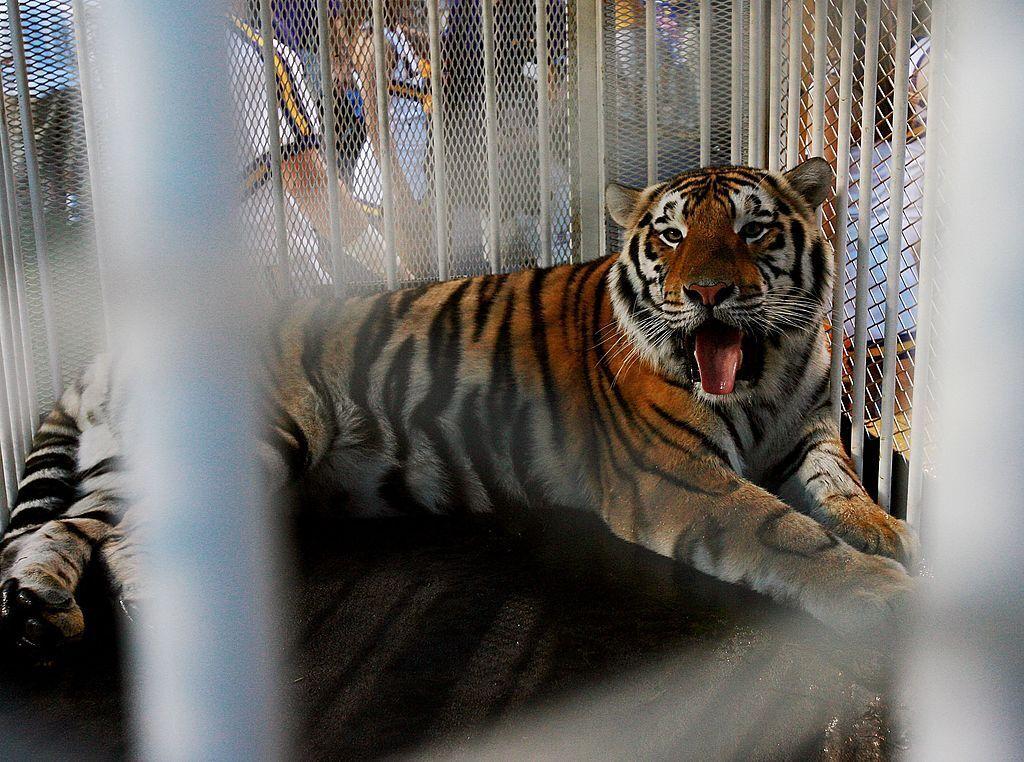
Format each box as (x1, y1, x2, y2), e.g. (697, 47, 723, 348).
(0, 512, 905, 760)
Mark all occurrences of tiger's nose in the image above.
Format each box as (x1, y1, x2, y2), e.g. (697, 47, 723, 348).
(683, 281, 736, 306)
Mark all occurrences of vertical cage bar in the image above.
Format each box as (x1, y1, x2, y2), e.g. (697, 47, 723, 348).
(876, 0, 913, 510)
(481, 0, 501, 273)
(645, 0, 657, 183)
(747, 0, 765, 166)
(0, 96, 34, 454)
(785, 0, 803, 168)
(0, 343, 18, 524)
(767, 0, 782, 172)
(828, 0, 856, 423)
(6, 0, 62, 399)
(699, 0, 712, 165)
(426, 0, 449, 280)
(92, 0, 282, 754)
(906, 1, 947, 529)
(730, 0, 744, 163)
(371, 0, 398, 289)
(535, 0, 552, 267)
(71, 0, 114, 336)
(810, 0, 826, 157)
(314, 0, 347, 292)
(850, 0, 882, 476)
(256, 0, 292, 294)
(0, 176, 30, 458)
(576, 0, 605, 261)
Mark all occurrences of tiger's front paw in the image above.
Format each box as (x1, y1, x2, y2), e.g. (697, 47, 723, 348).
(0, 575, 84, 660)
(832, 506, 919, 571)
(828, 553, 915, 640)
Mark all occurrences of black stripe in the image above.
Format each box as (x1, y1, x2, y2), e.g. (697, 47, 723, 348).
(473, 274, 507, 342)
(7, 503, 62, 531)
(22, 451, 75, 475)
(809, 239, 826, 302)
(77, 457, 120, 482)
(381, 335, 417, 461)
(528, 268, 565, 449)
(649, 403, 732, 466)
(14, 477, 75, 508)
(763, 430, 824, 491)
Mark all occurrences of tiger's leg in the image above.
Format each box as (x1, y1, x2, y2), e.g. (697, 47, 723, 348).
(769, 412, 919, 569)
(603, 467, 913, 636)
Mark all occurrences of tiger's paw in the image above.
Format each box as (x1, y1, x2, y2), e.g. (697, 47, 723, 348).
(0, 575, 84, 662)
(826, 553, 915, 641)
(831, 508, 920, 572)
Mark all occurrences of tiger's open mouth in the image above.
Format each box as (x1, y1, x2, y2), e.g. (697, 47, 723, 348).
(680, 319, 765, 395)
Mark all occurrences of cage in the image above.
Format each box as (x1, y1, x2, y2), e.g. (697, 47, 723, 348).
(0, 0, 1019, 758)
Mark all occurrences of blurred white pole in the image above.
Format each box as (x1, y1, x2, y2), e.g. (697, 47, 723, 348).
(747, 0, 764, 166)
(828, 0, 855, 424)
(91, 1, 282, 758)
(481, 0, 501, 273)
(849, 0, 881, 476)
(875, 0, 913, 510)
(810, 0, 826, 159)
(910, 1, 1024, 757)
(730, 0, 744, 164)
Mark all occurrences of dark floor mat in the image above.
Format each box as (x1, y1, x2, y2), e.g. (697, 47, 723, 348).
(0, 513, 907, 759)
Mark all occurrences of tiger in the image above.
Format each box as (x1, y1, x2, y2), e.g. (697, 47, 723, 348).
(0, 158, 917, 656)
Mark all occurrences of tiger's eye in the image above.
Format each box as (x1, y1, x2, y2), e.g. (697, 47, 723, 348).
(740, 222, 767, 242)
(661, 228, 683, 245)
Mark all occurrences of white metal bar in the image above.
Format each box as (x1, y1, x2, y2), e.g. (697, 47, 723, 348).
(699, 0, 712, 165)
(810, 0, 826, 158)
(481, 0, 501, 273)
(876, 0, 914, 510)
(595, 0, 607, 260)
(828, 0, 856, 423)
(91, 0, 282, 755)
(314, 0, 347, 292)
(767, 0, 782, 172)
(0, 251, 26, 468)
(6, 0, 62, 399)
(425, 0, 449, 280)
(0, 160, 30, 460)
(371, 0, 398, 289)
(576, 0, 605, 261)
(905, 0, 948, 530)
(850, 0, 882, 476)
(730, 0, 744, 163)
(747, 0, 765, 166)
(0, 337, 19, 524)
(71, 0, 114, 341)
(0, 96, 34, 454)
(535, 0, 553, 268)
(785, 0, 803, 168)
(256, 0, 292, 294)
(645, 0, 658, 182)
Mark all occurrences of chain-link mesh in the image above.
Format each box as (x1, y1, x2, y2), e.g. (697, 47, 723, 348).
(0, 0, 104, 416)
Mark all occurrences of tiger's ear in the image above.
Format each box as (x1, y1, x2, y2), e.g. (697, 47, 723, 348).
(606, 182, 643, 228)
(784, 157, 834, 209)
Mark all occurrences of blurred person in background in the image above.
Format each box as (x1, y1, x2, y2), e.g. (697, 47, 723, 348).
(230, 0, 388, 294)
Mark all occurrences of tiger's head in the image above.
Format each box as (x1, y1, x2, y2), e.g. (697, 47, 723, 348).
(606, 158, 835, 403)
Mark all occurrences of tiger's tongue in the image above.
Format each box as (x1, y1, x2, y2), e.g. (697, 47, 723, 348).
(693, 323, 744, 395)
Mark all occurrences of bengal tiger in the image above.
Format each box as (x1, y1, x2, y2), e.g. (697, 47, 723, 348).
(0, 158, 917, 656)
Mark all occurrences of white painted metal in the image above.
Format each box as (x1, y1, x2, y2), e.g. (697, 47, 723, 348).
(731, 0, 744, 163)
(89, 0, 282, 755)
(256, 0, 292, 293)
(876, 0, 914, 510)
(575, 0, 605, 262)
(785, 0, 803, 168)
(747, 0, 765, 166)
(645, 0, 658, 183)
(767, 0, 782, 172)
(699, 0, 712, 165)
(481, 0, 501, 273)
(850, 0, 882, 476)
(810, 0, 826, 158)
(314, 0, 347, 291)
(534, 0, 553, 267)
(5, 0, 63, 399)
(828, 0, 857, 423)
(426, 0, 449, 280)
(371, 0, 398, 289)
